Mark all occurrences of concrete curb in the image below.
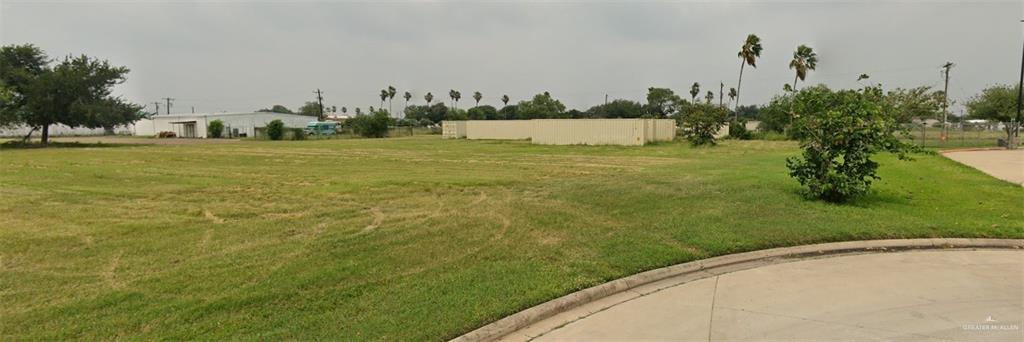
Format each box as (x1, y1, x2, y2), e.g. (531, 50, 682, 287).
(451, 238, 1024, 342)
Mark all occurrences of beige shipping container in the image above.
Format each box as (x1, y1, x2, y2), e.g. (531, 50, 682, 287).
(647, 119, 676, 142)
(531, 119, 647, 146)
(465, 120, 532, 140)
(441, 121, 466, 139)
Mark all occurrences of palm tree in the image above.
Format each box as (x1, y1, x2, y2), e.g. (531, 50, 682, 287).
(403, 91, 412, 114)
(728, 87, 737, 106)
(355, 107, 362, 115)
(379, 89, 388, 109)
(387, 86, 397, 115)
(425, 92, 434, 106)
(689, 82, 700, 102)
(705, 91, 714, 104)
(788, 45, 818, 91)
(449, 90, 461, 109)
(735, 34, 763, 117)
(473, 91, 482, 107)
(501, 94, 510, 107)
(341, 107, 347, 114)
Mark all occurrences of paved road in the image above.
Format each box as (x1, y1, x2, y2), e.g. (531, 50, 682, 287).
(944, 149, 1024, 186)
(504, 250, 1023, 341)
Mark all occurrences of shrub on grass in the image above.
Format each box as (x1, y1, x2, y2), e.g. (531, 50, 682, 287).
(678, 102, 728, 146)
(291, 128, 306, 140)
(728, 119, 752, 140)
(785, 85, 914, 202)
(350, 110, 392, 138)
(266, 119, 285, 140)
(207, 120, 224, 138)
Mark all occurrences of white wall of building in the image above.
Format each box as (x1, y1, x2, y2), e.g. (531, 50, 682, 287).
(134, 112, 315, 138)
(0, 124, 133, 137)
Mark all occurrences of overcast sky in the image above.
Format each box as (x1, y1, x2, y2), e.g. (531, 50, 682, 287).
(1, 0, 1021, 115)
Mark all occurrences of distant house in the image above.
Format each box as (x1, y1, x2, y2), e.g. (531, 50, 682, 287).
(134, 112, 313, 138)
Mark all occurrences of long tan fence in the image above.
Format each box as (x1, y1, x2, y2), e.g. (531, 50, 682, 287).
(466, 120, 532, 140)
(443, 119, 676, 146)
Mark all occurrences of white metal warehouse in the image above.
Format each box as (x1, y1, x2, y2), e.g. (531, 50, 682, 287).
(133, 112, 313, 138)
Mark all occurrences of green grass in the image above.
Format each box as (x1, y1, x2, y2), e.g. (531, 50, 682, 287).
(1, 136, 1021, 340)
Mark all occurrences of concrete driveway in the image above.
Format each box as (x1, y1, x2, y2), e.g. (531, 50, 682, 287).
(506, 250, 1023, 341)
(943, 149, 1024, 186)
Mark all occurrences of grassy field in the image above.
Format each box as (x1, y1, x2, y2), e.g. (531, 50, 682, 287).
(1, 136, 1021, 340)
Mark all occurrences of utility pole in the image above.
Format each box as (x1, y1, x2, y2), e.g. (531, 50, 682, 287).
(152, 102, 160, 116)
(719, 82, 724, 108)
(191, 106, 195, 114)
(314, 89, 325, 121)
(604, 94, 608, 105)
(940, 62, 954, 142)
(162, 97, 174, 115)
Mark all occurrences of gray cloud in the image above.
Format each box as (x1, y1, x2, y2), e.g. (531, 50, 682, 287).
(2, 0, 1020, 114)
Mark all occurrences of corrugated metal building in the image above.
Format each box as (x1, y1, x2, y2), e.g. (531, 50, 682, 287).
(443, 119, 676, 146)
(134, 112, 313, 138)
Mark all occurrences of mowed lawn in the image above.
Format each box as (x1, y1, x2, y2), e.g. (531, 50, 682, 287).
(1, 136, 1021, 340)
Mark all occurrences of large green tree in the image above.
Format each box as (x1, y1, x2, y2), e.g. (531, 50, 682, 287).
(587, 99, 644, 118)
(297, 101, 324, 117)
(467, 105, 497, 120)
(645, 87, 680, 118)
(735, 34, 763, 117)
(788, 45, 818, 91)
(884, 86, 943, 123)
(0, 44, 142, 144)
(966, 84, 1020, 148)
(517, 92, 566, 119)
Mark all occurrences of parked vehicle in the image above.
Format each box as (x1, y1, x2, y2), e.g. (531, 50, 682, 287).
(304, 121, 338, 136)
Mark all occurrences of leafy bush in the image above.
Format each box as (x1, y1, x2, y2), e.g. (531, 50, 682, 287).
(758, 95, 793, 134)
(207, 120, 224, 138)
(785, 86, 914, 202)
(728, 119, 752, 140)
(678, 102, 728, 146)
(290, 128, 306, 140)
(350, 110, 392, 138)
(157, 131, 176, 138)
(266, 119, 284, 140)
